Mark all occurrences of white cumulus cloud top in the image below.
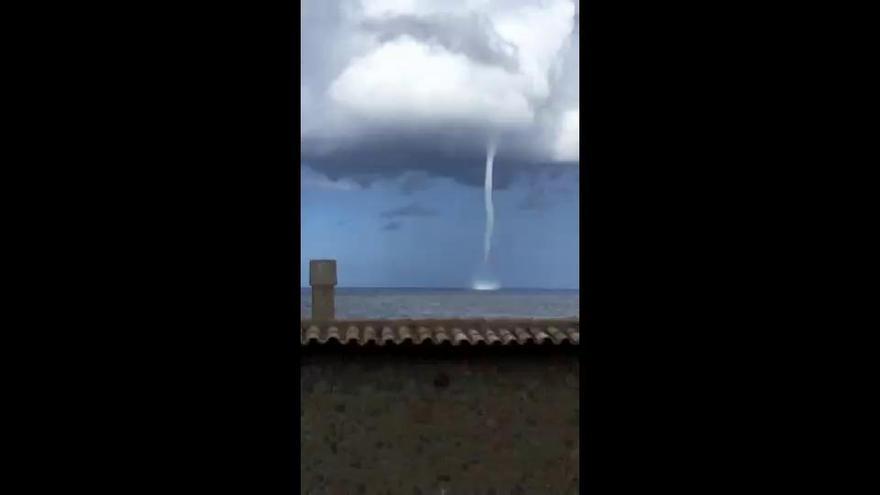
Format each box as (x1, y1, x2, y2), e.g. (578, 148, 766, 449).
(330, 37, 535, 126)
(554, 108, 579, 162)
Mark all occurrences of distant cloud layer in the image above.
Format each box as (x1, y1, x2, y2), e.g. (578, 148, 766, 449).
(301, 0, 579, 187)
(380, 202, 439, 219)
(300, 166, 362, 191)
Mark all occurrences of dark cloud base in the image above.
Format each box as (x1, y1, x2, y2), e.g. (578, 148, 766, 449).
(302, 142, 577, 190)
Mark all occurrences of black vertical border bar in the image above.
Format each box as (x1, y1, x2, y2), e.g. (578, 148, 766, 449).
(292, 0, 303, 491)
(580, 0, 590, 492)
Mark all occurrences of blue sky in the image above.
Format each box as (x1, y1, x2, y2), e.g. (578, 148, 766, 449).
(301, 164, 579, 289)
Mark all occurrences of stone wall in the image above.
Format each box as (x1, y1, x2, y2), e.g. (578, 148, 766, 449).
(301, 347, 580, 494)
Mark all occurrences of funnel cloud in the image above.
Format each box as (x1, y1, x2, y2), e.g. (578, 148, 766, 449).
(483, 136, 498, 265)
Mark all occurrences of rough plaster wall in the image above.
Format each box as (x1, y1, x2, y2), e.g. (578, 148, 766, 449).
(301, 351, 579, 494)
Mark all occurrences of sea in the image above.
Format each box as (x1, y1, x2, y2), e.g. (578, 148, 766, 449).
(301, 288, 579, 319)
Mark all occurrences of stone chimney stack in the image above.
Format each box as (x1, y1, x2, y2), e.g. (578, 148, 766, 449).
(309, 259, 337, 321)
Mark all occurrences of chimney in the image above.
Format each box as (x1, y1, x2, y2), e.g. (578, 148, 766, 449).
(309, 259, 337, 320)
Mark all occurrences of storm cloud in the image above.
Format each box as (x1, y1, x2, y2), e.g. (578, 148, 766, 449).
(301, 0, 580, 188)
(360, 12, 520, 72)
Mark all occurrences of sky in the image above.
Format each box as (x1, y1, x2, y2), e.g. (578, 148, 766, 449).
(301, 0, 579, 289)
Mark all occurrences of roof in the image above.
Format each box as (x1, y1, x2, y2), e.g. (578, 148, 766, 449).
(300, 318, 579, 346)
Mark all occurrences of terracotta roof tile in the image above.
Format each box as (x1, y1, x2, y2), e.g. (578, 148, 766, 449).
(300, 319, 579, 346)
(363, 325, 377, 343)
(416, 326, 432, 344)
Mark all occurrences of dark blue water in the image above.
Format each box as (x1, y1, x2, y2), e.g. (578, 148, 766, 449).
(301, 288, 579, 319)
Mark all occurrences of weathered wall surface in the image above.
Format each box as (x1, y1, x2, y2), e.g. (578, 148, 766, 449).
(301, 349, 579, 494)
